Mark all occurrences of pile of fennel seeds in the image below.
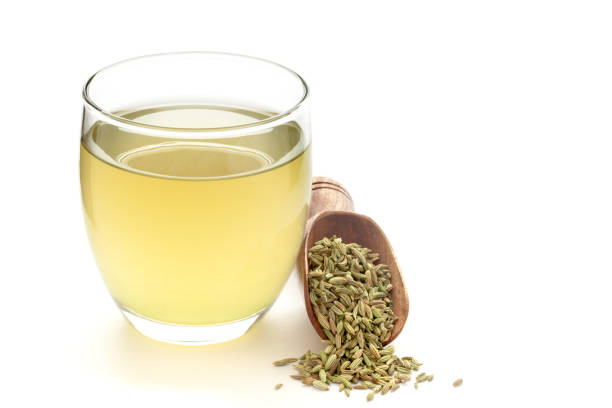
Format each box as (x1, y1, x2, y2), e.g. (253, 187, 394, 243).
(274, 236, 433, 400)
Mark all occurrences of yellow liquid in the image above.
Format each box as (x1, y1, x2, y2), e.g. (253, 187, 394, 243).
(80, 106, 311, 324)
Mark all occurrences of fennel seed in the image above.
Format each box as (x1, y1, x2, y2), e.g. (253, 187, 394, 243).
(273, 358, 297, 366)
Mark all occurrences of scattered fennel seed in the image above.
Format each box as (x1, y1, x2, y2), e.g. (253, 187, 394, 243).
(273, 358, 297, 366)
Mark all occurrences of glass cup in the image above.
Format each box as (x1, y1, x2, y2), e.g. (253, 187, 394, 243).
(80, 52, 311, 344)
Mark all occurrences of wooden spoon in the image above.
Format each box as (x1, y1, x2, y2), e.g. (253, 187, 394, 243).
(297, 176, 409, 345)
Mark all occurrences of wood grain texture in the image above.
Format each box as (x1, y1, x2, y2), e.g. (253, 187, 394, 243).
(307, 177, 354, 227)
(297, 177, 409, 345)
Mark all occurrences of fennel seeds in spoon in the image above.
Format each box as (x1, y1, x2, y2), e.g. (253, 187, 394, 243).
(274, 236, 432, 400)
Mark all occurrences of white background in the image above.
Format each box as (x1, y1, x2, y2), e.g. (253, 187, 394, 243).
(2, 1, 611, 407)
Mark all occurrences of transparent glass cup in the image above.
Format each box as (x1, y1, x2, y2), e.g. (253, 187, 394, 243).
(80, 53, 311, 344)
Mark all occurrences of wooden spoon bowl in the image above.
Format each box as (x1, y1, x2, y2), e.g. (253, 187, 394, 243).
(297, 177, 409, 345)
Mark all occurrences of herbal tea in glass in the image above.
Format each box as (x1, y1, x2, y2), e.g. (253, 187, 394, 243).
(80, 53, 311, 344)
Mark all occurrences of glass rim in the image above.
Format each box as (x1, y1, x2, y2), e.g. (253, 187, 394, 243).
(82, 51, 309, 133)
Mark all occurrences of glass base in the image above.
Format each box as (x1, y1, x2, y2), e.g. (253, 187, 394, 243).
(117, 303, 268, 345)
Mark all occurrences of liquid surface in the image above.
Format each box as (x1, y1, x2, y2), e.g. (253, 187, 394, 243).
(117, 142, 272, 178)
(81, 105, 311, 324)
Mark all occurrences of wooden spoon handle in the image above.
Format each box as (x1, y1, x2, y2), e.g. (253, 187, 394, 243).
(308, 177, 354, 223)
